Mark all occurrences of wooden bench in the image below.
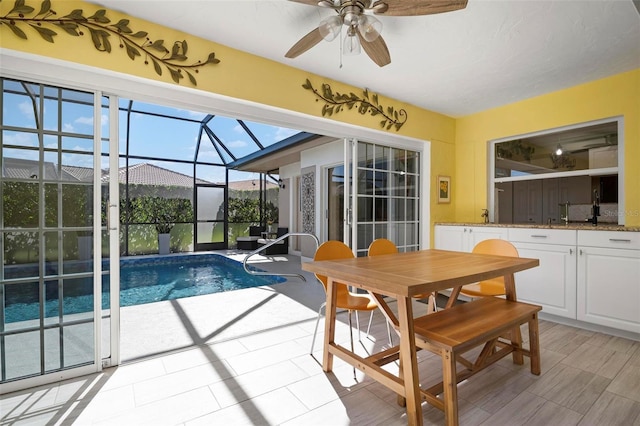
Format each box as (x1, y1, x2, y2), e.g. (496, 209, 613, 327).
(411, 296, 542, 426)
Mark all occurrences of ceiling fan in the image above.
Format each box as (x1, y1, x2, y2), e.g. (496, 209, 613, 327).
(285, 0, 468, 67)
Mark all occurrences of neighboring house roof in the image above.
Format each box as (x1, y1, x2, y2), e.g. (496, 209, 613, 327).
(226, 179, 277, 191)
(115, 163, 210, 187)
(3, 158, 276, 189)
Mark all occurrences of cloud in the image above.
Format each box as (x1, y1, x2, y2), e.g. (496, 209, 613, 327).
(226, 139, 248, 148)
(63, 123, 75, 132)
(3, 132, 38, 147)
(75, 116, 94, 126)
(18, 101, 34, 117)
(275, 126, 298, 141)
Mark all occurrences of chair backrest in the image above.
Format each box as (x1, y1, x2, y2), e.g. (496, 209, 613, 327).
(313, 240, 354, 294)
(368, 238, 398, 256)
(472, 239, 519, 257)
(469, 239, 519, 293)
(249, 226, 264, 237)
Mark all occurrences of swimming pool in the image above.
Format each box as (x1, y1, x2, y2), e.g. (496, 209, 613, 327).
(3, 254, 285, 323)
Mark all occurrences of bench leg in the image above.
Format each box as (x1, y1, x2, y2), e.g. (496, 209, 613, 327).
(528, 313, 541, 375)
(510, 325, 524, 365)
(441, 348, 458, 426)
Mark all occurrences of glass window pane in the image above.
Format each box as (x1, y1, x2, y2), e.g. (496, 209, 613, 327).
(357, 223, 373, 250)
(3, 231, 39, 276)
(4, 281, 39, 324)
(406, 174, 417, 197)
(3, 92, 39, 129)
(62, 322, 94, 366)
(197, 186, 224, 221)
(197, 222, 224, 244)
(374, 145, 389, 170)
(358, 141, 373, 169)
(5, 332, 41, 380)
(2, 130, 39, 147)
(357, 170, 373, 195)
(392, 148, 405, 172)
(61, 184, 93, 227)
(391, 198, 405, 221)
(62, 136, 93, 152)
(357, 196, 373, 222)
(61, 99, 94, 136)
(2, 181, 39, 227)
(374, 171, 387, 196)
(44, 97, 59, 131)
(128, 112, 198, 161)
(61, 153, 93, 180)
(406, 151, 419, 174)
(375, 198, 387, 221)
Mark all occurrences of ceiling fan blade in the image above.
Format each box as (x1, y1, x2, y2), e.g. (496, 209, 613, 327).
(285, 28, 324, 59)
(287, 0, 324, 6)
(358, 33, 391, 67)
(373, 0, 468, 16)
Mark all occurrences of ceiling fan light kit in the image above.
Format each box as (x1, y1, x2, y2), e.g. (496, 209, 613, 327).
(286, 0, 468, 67)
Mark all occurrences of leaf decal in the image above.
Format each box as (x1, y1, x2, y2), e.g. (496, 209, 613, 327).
(7, 23, 28, 39)
(302, 80, 407, 131)
(38, 0, 51, 16)
(30, 24, 56, 42)
(1, 0, 220, 86)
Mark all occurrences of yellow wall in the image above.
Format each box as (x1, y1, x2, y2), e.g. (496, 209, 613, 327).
(2, 1, 637, 231)
(456, 69, 640, 227)
(0, 0, 457, 233)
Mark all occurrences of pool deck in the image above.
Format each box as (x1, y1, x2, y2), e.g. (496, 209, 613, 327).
(120, 250, 326, 362)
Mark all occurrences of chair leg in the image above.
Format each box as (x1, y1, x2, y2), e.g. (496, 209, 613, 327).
(310, 302, 326, 355)
(348, 310, 356, 380)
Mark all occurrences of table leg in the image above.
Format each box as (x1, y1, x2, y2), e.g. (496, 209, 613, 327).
(441, 348, 458, 426)
(397, 296, 423, 426)
(504, 273, 524, 364)
(323, 277, 338, 372)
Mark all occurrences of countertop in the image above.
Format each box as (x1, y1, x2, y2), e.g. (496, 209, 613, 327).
(435, 222, 640, 232)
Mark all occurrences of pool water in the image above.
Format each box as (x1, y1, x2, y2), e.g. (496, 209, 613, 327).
(3, 254, 285, 323)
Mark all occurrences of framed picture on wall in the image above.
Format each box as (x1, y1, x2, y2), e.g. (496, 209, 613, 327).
(437, 175, 451, 203)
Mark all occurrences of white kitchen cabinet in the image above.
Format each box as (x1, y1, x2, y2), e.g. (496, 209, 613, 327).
(509, 228, 577, 318)
(434, 225, 508, 252)
(577, 231, 640, 333)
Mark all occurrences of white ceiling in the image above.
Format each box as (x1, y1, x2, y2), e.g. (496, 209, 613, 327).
(90, 0, 640, 118)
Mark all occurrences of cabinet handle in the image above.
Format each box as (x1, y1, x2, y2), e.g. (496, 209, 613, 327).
(569, 248, 573, 255)
(609, 238, 632, 243)
(530, 235, 548, 238)
(580, 249, 583, 255)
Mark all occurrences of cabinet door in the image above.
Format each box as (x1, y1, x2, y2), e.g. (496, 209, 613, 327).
(577, 247, 640, 333)
(512, 242, 577, 318)
(542, 178, 560, 225)
(559, 176, 592, 205)
(467, 227, 508, 251)
(513, 180, 543, 224)
(434, 226, 465, 251)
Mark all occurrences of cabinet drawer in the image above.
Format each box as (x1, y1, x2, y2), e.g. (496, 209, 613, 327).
(578, 230, 640, 250)
(508, 228, 577, 245)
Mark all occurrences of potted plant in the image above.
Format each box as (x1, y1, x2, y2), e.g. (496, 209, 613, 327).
(151, 197, 193, 255)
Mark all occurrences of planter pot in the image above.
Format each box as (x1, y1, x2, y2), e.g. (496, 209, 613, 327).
(158, 233, 171, 255)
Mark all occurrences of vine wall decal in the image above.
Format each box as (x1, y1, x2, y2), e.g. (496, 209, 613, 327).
(1, 0, 220, 86)
(302, 78, 408, 131)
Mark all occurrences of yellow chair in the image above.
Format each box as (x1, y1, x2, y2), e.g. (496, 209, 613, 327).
(310, 241, 388, 358)
(459, 239, 520, 298)
(368, 238, 438, 314)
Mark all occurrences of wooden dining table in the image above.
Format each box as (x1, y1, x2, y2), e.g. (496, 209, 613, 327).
(302, 248, 539, 426)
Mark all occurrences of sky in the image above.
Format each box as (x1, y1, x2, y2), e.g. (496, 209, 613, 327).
(3, 81, 300, 184)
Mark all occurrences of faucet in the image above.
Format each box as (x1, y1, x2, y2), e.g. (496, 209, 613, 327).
(481, 209, 489, 224)
(559, 201, 570, 225)
(590, 189, 600, 226)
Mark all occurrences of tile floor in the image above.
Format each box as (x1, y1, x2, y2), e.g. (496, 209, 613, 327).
(2, 253, 640, 425)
